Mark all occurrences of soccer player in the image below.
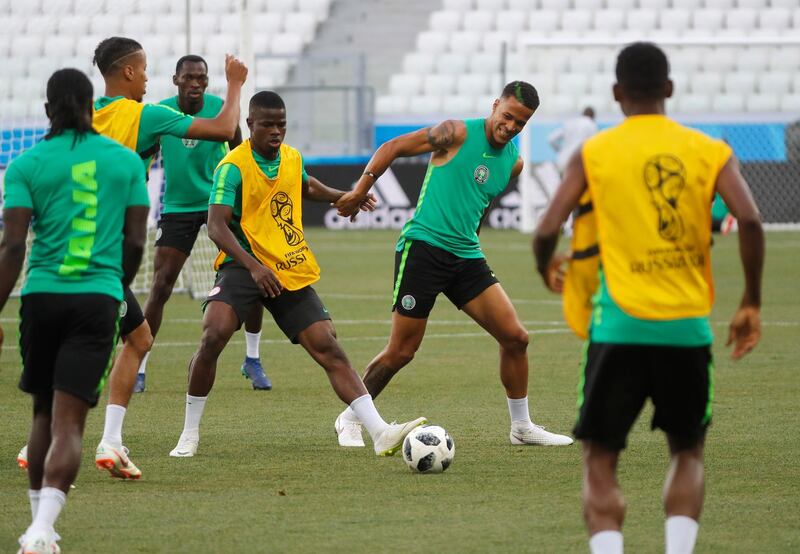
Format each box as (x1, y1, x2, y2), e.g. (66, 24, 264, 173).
(547, 106, 598, 174)
(169, 91, 424, 458)
(139, 54, 272, 392)
(0, 69, 148, 554)
(533, 43, 764, 554)
(90, 36, 247, 478)
(333, 82, 573, 448)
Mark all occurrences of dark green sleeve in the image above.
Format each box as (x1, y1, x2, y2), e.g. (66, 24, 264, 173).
(209, 163, 242, 207)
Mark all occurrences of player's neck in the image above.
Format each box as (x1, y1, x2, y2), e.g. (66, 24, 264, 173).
(252, 142, 279, 160)
(178, 95, 203, 116)
(622, 100, 666, 117)
(483, 119, 502, 149)
(103, 81, 135, 101)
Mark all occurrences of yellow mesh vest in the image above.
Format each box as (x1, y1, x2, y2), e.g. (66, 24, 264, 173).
(563, 191, 599, 339)
(582, 115, 732, 320)
(213, 141, 321, 291)
(92, 98, 144, 151)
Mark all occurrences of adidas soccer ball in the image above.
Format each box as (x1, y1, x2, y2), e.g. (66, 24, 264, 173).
(402, 425, 454, 474)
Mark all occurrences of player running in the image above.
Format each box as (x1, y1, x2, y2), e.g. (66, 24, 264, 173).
(89, 36, 246, 478)
(1, 69, 148, 554)
(139, 54, 272, 393)
(533, 42, 764, 554)
(169, 90, 422, 458)
(333, 81, 573, 448)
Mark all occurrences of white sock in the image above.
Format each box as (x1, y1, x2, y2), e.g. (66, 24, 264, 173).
(182, 394, 207, 438)
(101, 404, 126, 449)
(138, 352, 150, 375)
(589, 530, 623, 554)
(348, 394, 388, 439)
(507, 396, 532, 426)
(245, 331, 261, 359)
(28, 489, 40, 520)
(27, 487, 66, 536)
(666, 516, 699, 554)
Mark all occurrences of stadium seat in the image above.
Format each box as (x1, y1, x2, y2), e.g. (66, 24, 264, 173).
(659, 10, 691, 34)
(463, 11, 497, 32)
(25, 15, 57, 35)
(525, 72, 555, 94)
(193, 14, 219, 35)
(201, 0, 236, 13)
(760, 72, 792, 95)
(676, 94, 711, 112)
(594, 10, 625, 32)
(508, 0, 537, 9)
(671, 0, 698, 9)
(154, 14, 185, 35)
(403, 52, 436, 74)
(703, 0, 734, 7)
(724, 72, 757, 94)
(389, 74, 423, 95)
(560, 10, 593, 32)
(482, 32, 515, 56)
(691, 9, 724, 33)
(769, 0, 796, 7)
(442, 94, 476, 114)
(429, 11, 462, 33)
(89, 14, 123, 36)
(624, 9, 658, 30)
(758, 9, 791, 32)
(416, 31, 449, 54)
(448, 31, 483, 54)
(793, 74, 800, 94)
(575, 0, 604, 8)
(298, 0, 331, 18)
(734, 0, 766, 7)
(0, 78, 10, 100)
(271, 33, 304, 56)
(73, 0, 104, 15)
(691, 72, 723, 94)
(443, 0, 474, 9)
(126, 14, 155, 35)
(769, 47, 800, 71)
(469, 53, 502, 73)
(669, 47, 704, 72)
(527, 11, 560, 34)
(2, 99, 27, 119)
(27, 58, 62, 83)
(11, 36, 44, 58)
(375, 95, 410, 115)
(538, 95, 577, 115)
(495, 11, 528, 33)
(636, 0, 669, 10)
(669, 71, 689, 94)
(779, 94, 800, 112)
(43, 36, 76, 60)
(529, 47, 571, 73)
(12, 78, 44, 103)
(457, 73, 492, 95)
(218, 13, 242, 34)
(204, 35, 238, 58)
(712, 94, 745, 112)
(408, 95, 443, 115)
(745, 94, 780, 112)
(436, 53, 470, 75)
(423, 75, 457, 95)
(254, 13, 284, 33)
(477, 0, 506, 9)
(0, 57, 26, 80)
(10, 0, 41, 16)
(725, 9, 757, 32)
(569, 50, 604, 72)
(589, 73, 615, 96)
(541, 0, 570, 11)
(702, 47, 737, 71)
(735, 47, 770, 72)
(578, 95, 609, 113)
(285, 13, 317, 43)
(266, 0, 298, 13)
(556, 73, 589, 95)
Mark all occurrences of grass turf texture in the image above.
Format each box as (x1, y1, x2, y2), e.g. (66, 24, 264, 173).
(1, 229, 798, 553)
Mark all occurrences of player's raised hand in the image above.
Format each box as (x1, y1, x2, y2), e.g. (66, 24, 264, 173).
(224, 54, 248, 85)
(334, 190, 367, 221)
(726, 305, 761, 360)
(250, 264, 282, 298)
(543, 252, 569, 293)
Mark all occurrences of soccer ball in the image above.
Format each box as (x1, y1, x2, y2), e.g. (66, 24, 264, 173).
(402, 425, 454, 474)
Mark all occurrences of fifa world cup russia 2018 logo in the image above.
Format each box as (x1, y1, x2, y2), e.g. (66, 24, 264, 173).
(270, 192, 304, 246)
(643, 155, 686, 242)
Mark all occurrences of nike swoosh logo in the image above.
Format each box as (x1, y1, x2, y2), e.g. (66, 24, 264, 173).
(482, 153, 497, 158)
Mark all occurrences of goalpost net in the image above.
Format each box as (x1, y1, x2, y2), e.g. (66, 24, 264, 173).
(515, 37, 800, 232)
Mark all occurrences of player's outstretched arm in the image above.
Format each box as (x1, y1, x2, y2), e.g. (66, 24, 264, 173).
(121, 206, 149, 289)
(533, 149, 587, 293)
(302, 175, 377, 211)
(207, 204, 282, 297)
(184, 55, 247, 142)
(0, 208, 31, 313)
(336, 120, 467, 218)
(715, 154, 764, 359)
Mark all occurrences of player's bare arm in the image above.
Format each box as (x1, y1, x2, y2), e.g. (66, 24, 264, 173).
(229, 125, 243, 149)
(0, 207, 32, 312)
(184, 55, 247, 142)
(121, 206, 149, 289)
(533, 149, 587, 293)
(715, 154, 765, 359)
(207, 204, 282, 297)
(303, 175, 377, 212)
(336, 120, 467, 218)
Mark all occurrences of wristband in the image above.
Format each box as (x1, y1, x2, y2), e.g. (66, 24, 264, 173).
(363, 171, 377, 180)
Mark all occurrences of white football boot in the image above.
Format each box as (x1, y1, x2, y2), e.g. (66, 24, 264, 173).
(373, 417, 428, 456)
(169, 434, 199, 458)
(95, 442, 142, 479)
(334, 412, 365, 447)
(510, 422, 574, 446)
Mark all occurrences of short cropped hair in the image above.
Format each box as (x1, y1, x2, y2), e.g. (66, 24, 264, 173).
(500, 81, 539, 111)
(249, 90, 286, 111)
(615, 42, 670, 100)
(93, 37, 143, 76)
(176, 55, 208, 74)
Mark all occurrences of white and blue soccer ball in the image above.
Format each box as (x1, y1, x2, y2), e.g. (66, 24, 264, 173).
(402, 425, 454, 474)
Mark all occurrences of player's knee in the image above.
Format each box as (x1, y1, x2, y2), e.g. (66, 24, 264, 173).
(500, 326, 529, 353)
(151, 271, 178, 302)
(583, 484, 626, 523)
(199, 327, 230, 358)
(128, 322, 154, 354)
(387, 343, 417, 367)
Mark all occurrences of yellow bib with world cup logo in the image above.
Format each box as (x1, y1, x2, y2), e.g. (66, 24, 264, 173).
(562, 190, 600, 339)
(582, 115, 732, 320)
(213, 141, 320, 291)
(92, 97, 144, 151)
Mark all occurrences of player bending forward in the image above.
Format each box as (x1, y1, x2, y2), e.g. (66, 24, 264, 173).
(169, 91, 425, 458)
(334, 81, 573, 448)
(534, 42, 764, 554)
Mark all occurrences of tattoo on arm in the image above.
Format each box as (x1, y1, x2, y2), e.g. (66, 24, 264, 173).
(427, 121, 455, 150)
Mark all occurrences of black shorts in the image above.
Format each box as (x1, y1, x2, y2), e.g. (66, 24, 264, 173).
(19, 293, 120, 407)
(574, 342, 714, 451)
(119, 287, 145, 339)
(204, 262, 331, 343)
(155, 211, 207, 256)
(392, 240, 499, 318)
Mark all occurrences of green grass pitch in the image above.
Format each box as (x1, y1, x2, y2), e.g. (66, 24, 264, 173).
(1, 229, 798, 552)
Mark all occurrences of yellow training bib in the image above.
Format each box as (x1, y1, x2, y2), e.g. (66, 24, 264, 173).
(582, 115, 732, 320)
(92, 98, 144, 151)
(563, 191, 600, 339)
(213, 141, 320, 291)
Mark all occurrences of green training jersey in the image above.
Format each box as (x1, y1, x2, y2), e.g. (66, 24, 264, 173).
(2, 131, 149, 300)
(93, 96, 194, 158)
(397, 118, 518, 259)
(159, 94, 229, 214)
(590, 269, 713, 346)
(209, 149, 308, 265)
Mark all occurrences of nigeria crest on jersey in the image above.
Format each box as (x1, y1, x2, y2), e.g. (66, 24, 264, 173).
(182, 138, 198, 148)
(474, 164, 489, 185)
